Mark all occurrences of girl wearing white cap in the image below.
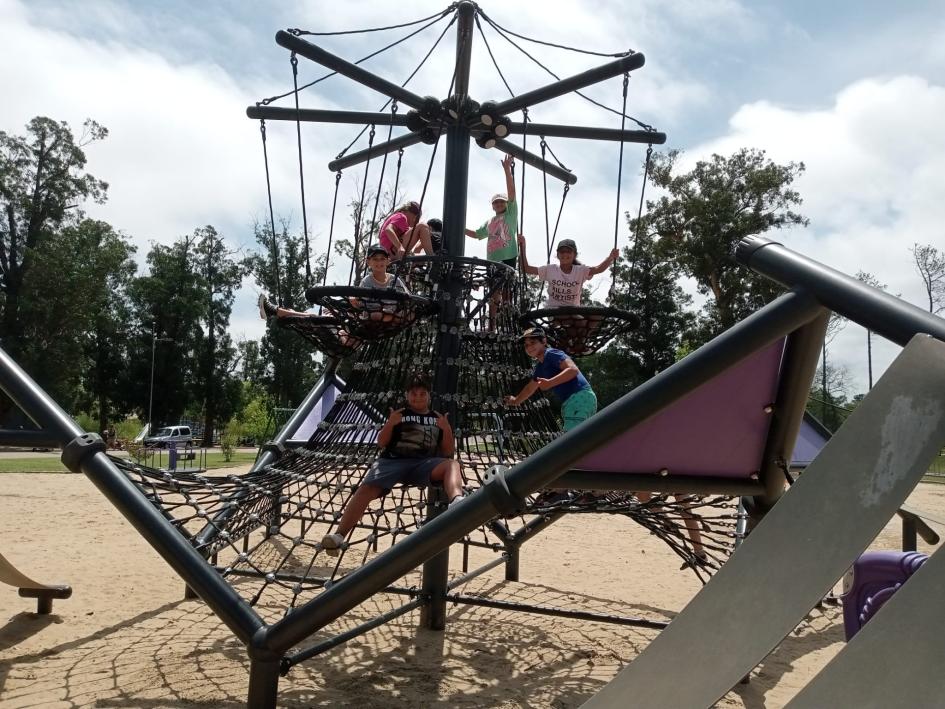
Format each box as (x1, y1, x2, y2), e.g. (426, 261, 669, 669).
(464, 155, 518, 266)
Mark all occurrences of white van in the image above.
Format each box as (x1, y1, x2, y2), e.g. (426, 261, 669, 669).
(144, 425, 193, 448)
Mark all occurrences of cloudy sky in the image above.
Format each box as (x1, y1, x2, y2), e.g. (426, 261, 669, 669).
(2, 0, 943, 396)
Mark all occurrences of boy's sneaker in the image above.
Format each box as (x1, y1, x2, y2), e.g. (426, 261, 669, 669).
(448, 493, 466, 509)
(321, 532, 345, 557)
(258, 293, 278, 320)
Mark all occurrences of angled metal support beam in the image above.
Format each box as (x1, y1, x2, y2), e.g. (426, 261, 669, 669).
(328, 132, 428, 172)
(506, 121, 666, 145)
(491, 52, 645, 116)
(246, 105, 411, 127)
(737, 236, 945, 345)
(275, 30, 428, 111)
(0, 346, 265, 645)
(493, 138, 577, 185)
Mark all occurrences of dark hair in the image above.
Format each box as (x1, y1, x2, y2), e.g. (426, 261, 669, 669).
(426, 217, 443, 232)
(399, 200, 421, 216)
(403, 372, 431, 392)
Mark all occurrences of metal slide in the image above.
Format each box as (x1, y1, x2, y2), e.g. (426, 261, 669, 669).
(582, 334, 945, 708)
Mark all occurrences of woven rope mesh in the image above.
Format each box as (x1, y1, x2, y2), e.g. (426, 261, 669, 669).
(114, 256, 738, 620)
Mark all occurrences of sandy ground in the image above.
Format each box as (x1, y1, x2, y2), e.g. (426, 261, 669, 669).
(1, 469, 942, 709)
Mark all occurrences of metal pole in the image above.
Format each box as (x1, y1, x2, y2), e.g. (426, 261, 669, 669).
(419, 487, 449, 630)
(737, 236, 945, 345)
(418, 0, 476, 633)
(505, 122, 666, 144)
(246, 105, 412, 126)
(493, 139, 576, 184)
(328, 132, 427, 172)
(148, 325, 156, 433)
(0, 344, 265, 644)
(491, 53, 645, 116)
(274, 31, 429, 111)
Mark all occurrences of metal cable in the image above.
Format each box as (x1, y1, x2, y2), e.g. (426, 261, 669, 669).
(291, 53, 312, 287)
(258, 119, 283, 305)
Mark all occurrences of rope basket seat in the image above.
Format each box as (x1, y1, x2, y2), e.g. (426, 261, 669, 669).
(305, 286, 435, 341)
(393, 255, 518, 301)
(275, 313, 360, 359)
(520, 305, 640, 357)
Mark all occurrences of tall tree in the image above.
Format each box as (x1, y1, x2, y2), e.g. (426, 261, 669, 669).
(910, 242, 945, 314)
(645, 148, 808, 334)
(245, 221, 320, 407)
(127, 233, 203, 427)
(855, 271, 887, 390)
(0, 117, 108, 357)
(582, 234, 694, 406)
(192, 226, 244, 446)
(17, 218, 136, 415)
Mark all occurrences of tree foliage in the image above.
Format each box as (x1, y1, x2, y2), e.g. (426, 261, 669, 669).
(0, 117, 108, 357)
(910, 242, 945, 314)
(644, 148, 808, 334)
(582, 234, 694, 407)
(245, 221, 320, 407)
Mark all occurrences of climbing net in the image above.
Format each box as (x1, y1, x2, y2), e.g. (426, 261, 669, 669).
(114, 257, 738, 621)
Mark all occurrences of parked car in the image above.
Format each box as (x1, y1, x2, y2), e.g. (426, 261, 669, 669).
(144, 425, 193, 448)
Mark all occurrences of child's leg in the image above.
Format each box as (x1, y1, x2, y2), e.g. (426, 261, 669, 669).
(675, 494, 705, 555)
(430, 459, 464, 500)
(405, 223, 433, 255)
(335, 484, 383, 537)
(561, 389, 598, 431)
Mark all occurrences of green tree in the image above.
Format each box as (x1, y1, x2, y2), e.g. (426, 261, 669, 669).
(245, 221, 320, 407)
(193, 226, 245, 446)
(0, 117, 108, 358)
(582, 236, 694, 406)
(127, 233, 203, 427)
(910, 242, 945, 314)
(646, 148, 808, 335)
(16, 219, 136, 421)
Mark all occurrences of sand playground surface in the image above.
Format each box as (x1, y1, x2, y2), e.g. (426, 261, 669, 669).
(1, 468, 942, 708)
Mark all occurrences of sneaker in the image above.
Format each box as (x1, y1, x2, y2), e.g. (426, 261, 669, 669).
(258, 293, 278, 320)
(321, 532, 345, 557)
(448, 494, 466, 509)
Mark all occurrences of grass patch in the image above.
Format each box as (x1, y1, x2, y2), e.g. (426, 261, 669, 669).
(0, 450, 258, 474)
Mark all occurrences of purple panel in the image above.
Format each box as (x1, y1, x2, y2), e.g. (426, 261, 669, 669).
(841, 551, 928, 641)
(289, 376, 344, 443)
(575, 339, 786, 478)
(791, 418, 829, 468)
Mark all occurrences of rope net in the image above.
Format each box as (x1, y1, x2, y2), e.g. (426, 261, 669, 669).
(114, 256, 737, 621)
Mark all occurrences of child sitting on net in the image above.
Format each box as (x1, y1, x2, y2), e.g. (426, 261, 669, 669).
(321, 373, 465, 556)
(352, 244, 411, 324)
(258, 244, 409, 322)
(378, 200, 435, 260)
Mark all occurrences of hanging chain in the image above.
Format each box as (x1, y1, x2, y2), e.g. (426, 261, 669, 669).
(627, 144, 654, 290)
(322, 170, 343, 287)
(258, 119, 283, 306)
(291, 52, 312, 288)
(348, 125, 376, 286)
(610, 72, 630, 298)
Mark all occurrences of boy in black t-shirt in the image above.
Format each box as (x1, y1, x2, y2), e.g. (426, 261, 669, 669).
(321, 374, 465, 555)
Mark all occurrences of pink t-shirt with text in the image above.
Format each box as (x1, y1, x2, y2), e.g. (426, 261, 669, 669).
(537, 263, 592, 308)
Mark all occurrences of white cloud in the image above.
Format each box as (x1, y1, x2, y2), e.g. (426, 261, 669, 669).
(684, 74, 945, 393)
